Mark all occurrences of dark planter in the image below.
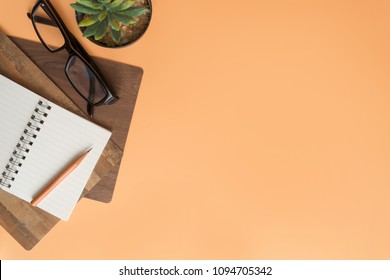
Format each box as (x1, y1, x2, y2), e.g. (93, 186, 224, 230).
(76, 0, 152, 48)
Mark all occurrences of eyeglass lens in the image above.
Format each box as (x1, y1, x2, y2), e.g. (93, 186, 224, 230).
(66, 55, 108, 104)
(32, 3, 65, 51)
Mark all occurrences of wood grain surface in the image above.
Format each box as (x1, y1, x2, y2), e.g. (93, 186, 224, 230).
(10, 36, 143, 203)
(0, 32, 124, 250)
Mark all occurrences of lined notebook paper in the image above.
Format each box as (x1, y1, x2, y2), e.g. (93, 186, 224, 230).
(0, 74, 111, 220)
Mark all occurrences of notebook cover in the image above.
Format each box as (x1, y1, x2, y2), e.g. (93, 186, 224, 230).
(0, 32, 122, 250)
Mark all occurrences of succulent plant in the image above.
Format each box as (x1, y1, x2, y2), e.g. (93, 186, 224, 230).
(70, 0, 149, 44)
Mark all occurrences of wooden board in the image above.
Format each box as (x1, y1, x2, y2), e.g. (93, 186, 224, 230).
(10, 36, 143, 203)
(0, 32, 123, 250)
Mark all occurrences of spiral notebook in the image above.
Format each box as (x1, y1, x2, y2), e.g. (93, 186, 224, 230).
(0, 74, 111, 221)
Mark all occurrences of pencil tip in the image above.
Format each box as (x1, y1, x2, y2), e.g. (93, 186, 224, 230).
(86, 147, 93, 153)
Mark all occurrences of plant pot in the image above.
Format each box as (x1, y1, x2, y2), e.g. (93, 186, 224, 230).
(76, 0, 152, 48)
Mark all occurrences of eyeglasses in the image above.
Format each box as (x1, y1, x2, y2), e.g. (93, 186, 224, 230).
(28, 0, 118, 117)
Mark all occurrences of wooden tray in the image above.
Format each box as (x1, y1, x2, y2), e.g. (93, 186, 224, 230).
(0, 32, 141, 249)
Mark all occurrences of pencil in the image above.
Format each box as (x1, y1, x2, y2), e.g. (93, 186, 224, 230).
(31, 148, 92, 207)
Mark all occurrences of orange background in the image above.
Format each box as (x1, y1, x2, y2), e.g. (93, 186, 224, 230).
(1, 0, 390, 259)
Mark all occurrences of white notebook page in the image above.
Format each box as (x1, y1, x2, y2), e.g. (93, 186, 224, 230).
(0, 74, 111, 220)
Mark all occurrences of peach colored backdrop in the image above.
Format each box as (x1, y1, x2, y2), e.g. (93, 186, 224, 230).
(1, 0, 390, 259)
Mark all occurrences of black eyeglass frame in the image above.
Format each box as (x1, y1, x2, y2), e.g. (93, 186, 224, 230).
(28, 0, 118, 107)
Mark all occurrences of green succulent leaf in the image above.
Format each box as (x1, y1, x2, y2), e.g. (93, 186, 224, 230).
(76, 0, 103, 9)
(70, 3, 103, 14)
(110, 26, 122, 43)
(94, 16, 109, 40)
(72, 0, 148, 44)
(82, 22, 99, 37)
(116, 7, 149, 18)
(108, 0, 124, 10)
(98, 11, 108, 21)
(108, 14, 121, 31)
(109, 0, 135, 12)
(78, 14, 100, 27)
(112, 12, 136, 25)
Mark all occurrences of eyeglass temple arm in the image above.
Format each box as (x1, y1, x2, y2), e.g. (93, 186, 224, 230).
(27, 12, 58, 27)
(87, 67, 95, 118)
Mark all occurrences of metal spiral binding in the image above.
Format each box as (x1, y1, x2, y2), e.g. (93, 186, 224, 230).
(0, 100, 52, 188)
